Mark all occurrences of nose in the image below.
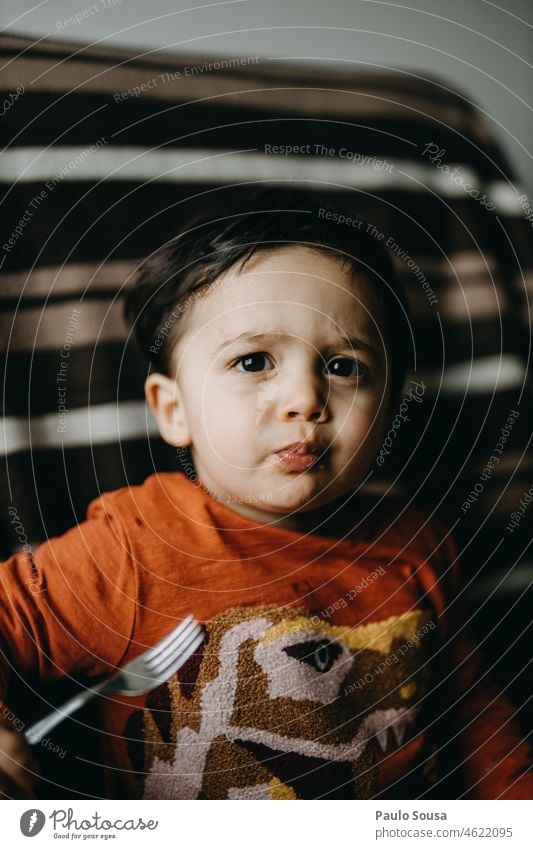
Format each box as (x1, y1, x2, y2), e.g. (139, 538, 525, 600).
(276, 366, 329, 423)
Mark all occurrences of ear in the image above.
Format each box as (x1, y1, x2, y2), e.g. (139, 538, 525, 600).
(144, 373, 192, 447)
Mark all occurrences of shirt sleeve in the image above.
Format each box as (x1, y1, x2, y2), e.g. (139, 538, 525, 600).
(418, 520, 533, 800)
(0, 491, 137, 703)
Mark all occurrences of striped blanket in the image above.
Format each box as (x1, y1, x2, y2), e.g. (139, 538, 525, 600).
(1, 31, 531, 578)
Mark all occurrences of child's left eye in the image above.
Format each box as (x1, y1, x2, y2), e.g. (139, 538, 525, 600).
(233, 352, 274, 373)
(325, 357, 366, 378)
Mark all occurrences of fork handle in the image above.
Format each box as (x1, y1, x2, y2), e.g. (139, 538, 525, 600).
(24, 678, 110, 745)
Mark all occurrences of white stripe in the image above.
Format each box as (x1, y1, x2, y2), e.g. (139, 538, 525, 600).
(0, 146, 399, 187)
(0, 146, 524, 213)
(417, 355, 527, 394)
(1, 401, 159, 455)
(396, 163, 524, 211)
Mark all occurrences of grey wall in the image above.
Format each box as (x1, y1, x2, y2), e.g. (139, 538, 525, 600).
(2, 0, 532, 196)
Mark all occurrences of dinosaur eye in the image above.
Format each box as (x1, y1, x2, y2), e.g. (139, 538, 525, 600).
(314, 640, 333, 671)
(283, 639, 342, 672)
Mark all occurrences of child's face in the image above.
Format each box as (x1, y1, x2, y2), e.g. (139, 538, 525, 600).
(148, 246, 391, 528)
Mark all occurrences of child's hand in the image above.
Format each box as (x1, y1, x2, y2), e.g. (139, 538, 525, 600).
(0, 718, 40, 799)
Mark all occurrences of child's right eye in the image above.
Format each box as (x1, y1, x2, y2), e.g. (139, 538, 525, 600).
(233, 352, 274, 373)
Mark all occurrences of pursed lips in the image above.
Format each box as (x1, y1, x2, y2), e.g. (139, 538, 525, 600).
(275, 441, 328, 471)
(277, 440, 320, 455)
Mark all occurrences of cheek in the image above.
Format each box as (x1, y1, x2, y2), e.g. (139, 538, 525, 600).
(193, 379, 259, 446)
(205, 375, 265, 417)
(336, 395, 388, 447)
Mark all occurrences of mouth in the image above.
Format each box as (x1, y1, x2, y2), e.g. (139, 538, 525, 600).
(276, 441, 328, 472)
(232, 739, 358, 799)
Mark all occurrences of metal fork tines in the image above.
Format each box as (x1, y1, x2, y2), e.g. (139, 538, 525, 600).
(25, 614, 205, 746)
(111, 615, 205, 694)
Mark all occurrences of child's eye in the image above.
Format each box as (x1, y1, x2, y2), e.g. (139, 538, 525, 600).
(233, 352, 274, 373)
(325, 357, 366, 378)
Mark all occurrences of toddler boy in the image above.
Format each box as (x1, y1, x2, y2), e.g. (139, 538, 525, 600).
(0, 188, 531, 799)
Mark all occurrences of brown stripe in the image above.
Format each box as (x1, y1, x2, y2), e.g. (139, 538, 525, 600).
(518, 271, 533, 293)
(0, 251, 504, 299)
(6, 294, 489, 355)
(504, 479, 533, 504)
(0, 260, 138, 298)
(0, 55, 483, 132)
(0, 32, 485, 102)
(426, 280, 507, 321)
(419, 251, 501, 275)
(466, 485, 533, 518)
(0, 298, 127, 351)
(470, 453, 533, 477)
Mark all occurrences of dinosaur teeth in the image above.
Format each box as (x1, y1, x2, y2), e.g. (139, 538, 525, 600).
(375, 728, 388, 751)
(393, 721, 406, 746)
(375, 719, 408, 752)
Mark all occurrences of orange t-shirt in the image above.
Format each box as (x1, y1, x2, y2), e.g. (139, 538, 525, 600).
(0, 472, 531, 799)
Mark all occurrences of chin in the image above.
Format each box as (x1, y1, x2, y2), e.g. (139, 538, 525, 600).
(266, 484, 334, 515)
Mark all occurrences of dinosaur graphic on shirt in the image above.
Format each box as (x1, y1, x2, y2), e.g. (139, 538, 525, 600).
(123, 604, 435, 799)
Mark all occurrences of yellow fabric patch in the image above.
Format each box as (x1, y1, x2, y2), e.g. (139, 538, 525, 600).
(262, 609, 429, 654)
(269, 776, 297, 799)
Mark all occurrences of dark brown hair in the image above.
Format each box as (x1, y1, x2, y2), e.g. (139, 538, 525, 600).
(124, 186, 412, 399)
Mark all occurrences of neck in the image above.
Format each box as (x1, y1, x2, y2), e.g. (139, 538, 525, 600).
(198, 480, 369, 538)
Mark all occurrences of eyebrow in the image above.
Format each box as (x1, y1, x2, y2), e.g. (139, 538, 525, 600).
(213, 331, 379, 358)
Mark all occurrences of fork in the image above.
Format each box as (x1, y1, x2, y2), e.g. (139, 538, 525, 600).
(24, 614, 205, 745)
